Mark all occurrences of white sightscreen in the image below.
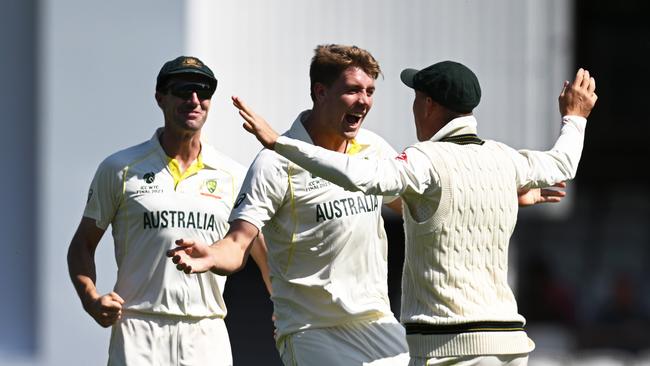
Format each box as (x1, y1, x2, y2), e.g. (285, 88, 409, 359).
(187, 0, 573, 166)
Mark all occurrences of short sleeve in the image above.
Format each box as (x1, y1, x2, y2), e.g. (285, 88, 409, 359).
(83, 159, 124, 230)
(228, 150, 289, 229)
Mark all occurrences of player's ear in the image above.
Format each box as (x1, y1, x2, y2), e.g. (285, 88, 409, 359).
(313, 82, 327, 103)
(424, 97, 437, 117)
(155, 91, 164, 109)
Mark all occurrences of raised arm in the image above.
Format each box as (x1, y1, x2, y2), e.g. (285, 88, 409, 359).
(514, 68, 597, 188)
(67, 217, 124, 327)
(167, 219, 260, 276)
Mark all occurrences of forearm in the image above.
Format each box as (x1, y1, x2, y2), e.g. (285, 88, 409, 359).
(209, 219, 260, 276)
(517, 116, 586, 187)
(549, 116, 586, 178)
(67, 241, 100, 310)
(208, 238, 251, 275)
(67, 217, 108, 311)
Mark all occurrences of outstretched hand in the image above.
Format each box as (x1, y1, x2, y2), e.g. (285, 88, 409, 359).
(232, 96, 280, 150)
(518, 181, 567, 207)
(166, 239, 215, 274)
(559, 68, 598, 118)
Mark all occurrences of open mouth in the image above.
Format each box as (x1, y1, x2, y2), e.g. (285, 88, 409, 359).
(345, 113, 364, 125)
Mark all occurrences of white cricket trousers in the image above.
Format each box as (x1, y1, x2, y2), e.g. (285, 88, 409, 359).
(277, 316, 410, 366)
(108, 311, 232, 366)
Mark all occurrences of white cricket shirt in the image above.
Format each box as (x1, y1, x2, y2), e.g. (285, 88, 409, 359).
(84, 128, 246, 318)
(230, 111, 398, 337)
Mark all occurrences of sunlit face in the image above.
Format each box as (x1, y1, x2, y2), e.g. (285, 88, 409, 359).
(316, 67, 375, 141)
(156, 74, 212, 133)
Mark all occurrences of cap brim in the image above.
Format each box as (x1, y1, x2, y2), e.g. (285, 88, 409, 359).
(400, 68, 420, 88)
(164, 69, 217, 90)
(166, 69, 216, 82)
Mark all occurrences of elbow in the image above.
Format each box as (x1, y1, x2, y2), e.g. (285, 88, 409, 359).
(560, 150, 583, 180)
(211, 268, 237, 276)
(567, 170, 577, 180)
(211, 263, 244, 276)
(552, 153, 580, 181)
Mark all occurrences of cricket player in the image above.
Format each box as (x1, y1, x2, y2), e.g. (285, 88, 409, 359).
(67, 56, 270, 366)
(231, 62, 597, 365)
(169, 44, 411, 365)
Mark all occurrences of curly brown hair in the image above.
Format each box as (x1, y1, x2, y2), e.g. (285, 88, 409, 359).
(309, 44, 382, 102)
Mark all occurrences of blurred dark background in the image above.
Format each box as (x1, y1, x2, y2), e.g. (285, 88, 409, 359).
(515, 0, 650, 357)
(224, 1, 650, 364)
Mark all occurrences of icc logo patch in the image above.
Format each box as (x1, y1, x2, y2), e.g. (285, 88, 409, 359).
(143, 172, 156, 184)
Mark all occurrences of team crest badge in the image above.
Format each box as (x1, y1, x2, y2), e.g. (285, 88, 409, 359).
(205, 179, 217, 193)
(199, 179, 221, 199)
(182, 57, 202, 68)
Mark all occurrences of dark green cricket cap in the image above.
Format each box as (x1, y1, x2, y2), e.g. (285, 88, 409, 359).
(400, 60, 481, 113)
(156, 56, 217, 92)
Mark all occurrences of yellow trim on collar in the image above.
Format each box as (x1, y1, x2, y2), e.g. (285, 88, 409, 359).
(168, 154, 205, 189)
(346, 139, 368, 155)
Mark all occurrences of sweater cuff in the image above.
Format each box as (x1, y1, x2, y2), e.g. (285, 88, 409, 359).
(562, 115, 587, 134)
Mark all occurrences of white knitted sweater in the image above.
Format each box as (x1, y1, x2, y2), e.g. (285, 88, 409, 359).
(400, 139, 533, 357)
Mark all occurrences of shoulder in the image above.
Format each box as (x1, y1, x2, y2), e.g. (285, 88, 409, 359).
(238, 148, 291, 199)
(402, 141, 437, 161)
(483, 139, 518, 156)
(355, 128, 391, 145)
(97, 139, 155, 174)
(355, 128, 397, 156)
(246, 147, 290, 179)
(406, 140, 436, 155)
(253, 147, 287, 166)
(201, 142, 247, 178)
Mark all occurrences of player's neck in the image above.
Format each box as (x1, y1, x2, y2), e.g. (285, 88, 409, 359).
(159, 129, 202, 170)
(302, 112, 348, 153)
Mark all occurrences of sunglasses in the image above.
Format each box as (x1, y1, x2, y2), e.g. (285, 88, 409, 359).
(166, 82, 215, 100)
